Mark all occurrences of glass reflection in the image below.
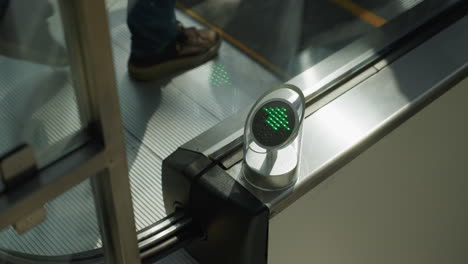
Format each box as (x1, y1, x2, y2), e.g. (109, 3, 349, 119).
(0, 0, 83, 167)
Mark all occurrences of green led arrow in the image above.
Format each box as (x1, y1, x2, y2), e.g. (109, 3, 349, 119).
(210, 64, 233, 87)
(264, 107, 291, 131)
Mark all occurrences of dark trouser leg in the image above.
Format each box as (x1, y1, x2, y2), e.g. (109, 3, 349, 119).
(0, 0, 9, 21)
(127, 0, 177, 62)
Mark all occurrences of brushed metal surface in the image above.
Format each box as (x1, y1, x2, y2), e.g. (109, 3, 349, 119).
(243, 144, 299, 190)
(293, 0, 459, 101)
(227, 14, 468, 215)
(372, 0, 424, 19)
(268, 75, 468, 264)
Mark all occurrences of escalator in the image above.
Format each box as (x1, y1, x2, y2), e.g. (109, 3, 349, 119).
(0, 0, 467, 263)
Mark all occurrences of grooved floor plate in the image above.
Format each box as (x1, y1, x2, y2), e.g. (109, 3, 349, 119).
(125, 133, 167, 230)
(0, 180, 101, 255)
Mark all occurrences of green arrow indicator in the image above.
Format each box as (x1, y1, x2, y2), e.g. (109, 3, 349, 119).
(264, 107, 291, 131)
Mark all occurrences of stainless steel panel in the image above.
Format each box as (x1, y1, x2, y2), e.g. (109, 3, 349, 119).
(371, 0, 424, 19)
(227, 14, 468, 216)
(304, 67, 378, 118)
(181, 108, 248, 155)
(268, 76, 468, 264)
(291, 0, 459, 100)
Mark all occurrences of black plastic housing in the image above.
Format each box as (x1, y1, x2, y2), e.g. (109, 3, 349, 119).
(162, 148, 269, 264)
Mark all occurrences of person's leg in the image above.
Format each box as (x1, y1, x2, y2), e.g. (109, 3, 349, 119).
(126, 0, 221, 81)
(0, 0, 9, 21)
(127, 0, 177, 63)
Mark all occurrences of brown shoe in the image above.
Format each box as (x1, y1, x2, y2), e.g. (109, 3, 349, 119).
(128, 25, 221, 81)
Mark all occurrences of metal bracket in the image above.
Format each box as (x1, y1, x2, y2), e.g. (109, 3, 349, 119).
(1, 145, 37, 187)
(0, 144, 46, 233)
(13, 206, 47, 234)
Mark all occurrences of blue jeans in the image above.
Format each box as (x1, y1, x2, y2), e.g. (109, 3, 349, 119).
(0, 0, 8, 20)
(127, 0, 177, 62)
